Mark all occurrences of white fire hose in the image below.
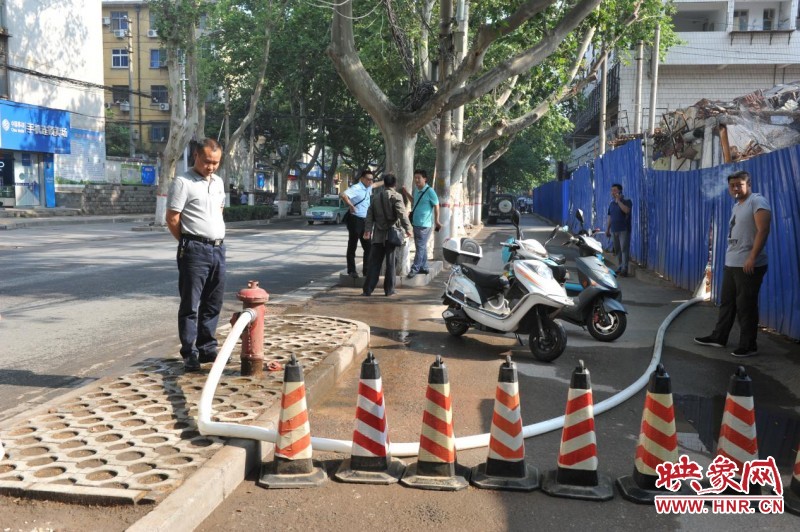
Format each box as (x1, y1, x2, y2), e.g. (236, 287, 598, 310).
(198, 297, 704, 457)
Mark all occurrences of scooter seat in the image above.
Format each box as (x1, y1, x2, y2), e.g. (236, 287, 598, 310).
(549, 254, 566, 265)
(461, 264, 509, 305)
(548, 264, 567, 283)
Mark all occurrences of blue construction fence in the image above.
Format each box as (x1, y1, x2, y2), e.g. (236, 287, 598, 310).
(532, 140, 800, 340)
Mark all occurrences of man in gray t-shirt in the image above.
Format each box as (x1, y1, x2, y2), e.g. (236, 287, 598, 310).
(695, 170, 771, 358)
(166, 139, 226, 372)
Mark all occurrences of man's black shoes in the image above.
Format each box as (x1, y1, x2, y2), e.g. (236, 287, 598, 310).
(184, 354, 202, 372)
(198, 352, 218, 364)
(694, 336, 725, 348)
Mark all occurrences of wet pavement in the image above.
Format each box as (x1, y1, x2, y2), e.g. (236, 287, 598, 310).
(0, 213, 798, 531)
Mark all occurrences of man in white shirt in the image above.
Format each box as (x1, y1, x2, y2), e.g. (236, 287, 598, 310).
(167, 139, 226, 372)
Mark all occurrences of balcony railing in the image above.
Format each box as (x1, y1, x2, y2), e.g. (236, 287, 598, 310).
(574, 63, 620, 131)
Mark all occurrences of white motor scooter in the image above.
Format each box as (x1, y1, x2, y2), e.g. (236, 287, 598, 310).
(501, 210, 628, 342)
(441, 237, 573, 362)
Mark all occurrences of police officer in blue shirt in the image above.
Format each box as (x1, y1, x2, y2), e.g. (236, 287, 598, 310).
(340, 170, 382, 278)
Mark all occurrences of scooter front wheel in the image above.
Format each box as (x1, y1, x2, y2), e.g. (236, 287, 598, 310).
(586, 304, 627, 342)
(529, 317, 566, 362)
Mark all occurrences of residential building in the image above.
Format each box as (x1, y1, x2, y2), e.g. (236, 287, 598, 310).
(0, 0, 105, 208)
(567, 0, 800, 170)
(102, 0, 171, 159)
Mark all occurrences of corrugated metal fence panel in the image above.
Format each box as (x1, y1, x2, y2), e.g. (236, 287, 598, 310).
(532, 179, 569, 223)
(593, 140, 645, 260)
(646, 167, 716, 292)
(568, 165, 593, 231)
(534, 142, 798, 339)
(711, 148, 800, 339)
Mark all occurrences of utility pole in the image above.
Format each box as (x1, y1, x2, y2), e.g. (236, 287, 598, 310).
(126, 15, 135, 158)
(647, 25, 661, 136)
(633, 41, 643, 134)
(599, 49, 608, 156)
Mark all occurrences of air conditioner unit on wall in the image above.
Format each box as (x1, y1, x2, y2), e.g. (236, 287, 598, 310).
(119, 102, 131, 112)
(102, 17, 111, 26)
(158, 103, 170, 111)
(148, 29, 158, 38)
(114, 29, 126, 38)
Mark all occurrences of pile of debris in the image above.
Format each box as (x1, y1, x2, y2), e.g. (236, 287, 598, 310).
(651, 81, 800, 166)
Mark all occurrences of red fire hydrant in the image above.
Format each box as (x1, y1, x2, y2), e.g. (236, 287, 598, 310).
(236, 280, 269, 377)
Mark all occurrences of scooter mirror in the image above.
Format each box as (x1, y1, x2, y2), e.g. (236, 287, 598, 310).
(511, 209, 520, 227)
(576, 209, 584, 225)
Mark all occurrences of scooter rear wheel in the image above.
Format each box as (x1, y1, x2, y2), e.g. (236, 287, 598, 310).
(445, 318, 469, 337)
(586, 305, 627, 342)
(528, 317, 566, 362)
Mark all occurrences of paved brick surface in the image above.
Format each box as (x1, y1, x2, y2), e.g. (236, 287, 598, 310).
(0, 314, 359, 504)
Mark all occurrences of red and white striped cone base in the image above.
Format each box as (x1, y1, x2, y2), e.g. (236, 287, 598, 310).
(714, 366, 761, 496)
(617, 364, 686, 503)
(785, 443, 800, 516)
(401, 356, 469, 491)
(336, 353, 405, 484)
(471, 357, 539, 492)
(259, 354, 326, 489)
(542, 361, 613, 501)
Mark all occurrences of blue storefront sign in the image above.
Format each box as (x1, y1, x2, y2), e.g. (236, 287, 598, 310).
(0, 100, 71, 154)
(141, 165, 156, 185)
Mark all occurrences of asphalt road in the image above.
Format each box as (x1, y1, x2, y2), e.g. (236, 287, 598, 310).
(0, 217, 351, 421)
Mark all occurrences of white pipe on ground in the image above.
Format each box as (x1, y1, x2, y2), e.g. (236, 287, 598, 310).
(198, 297, 704, 457)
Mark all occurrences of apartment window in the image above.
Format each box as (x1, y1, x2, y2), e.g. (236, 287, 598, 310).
(150, 123, 169, 143)
(112, 49, 129, 68)
(112, 85, 130, 103)
(150, 85, 168, 104)
(150, 49, 166, 69)
(110, 11, 129, 31)
(763, 8, 775, 30)
(733, 10, 749, 31)
(149, 10, 159, 33)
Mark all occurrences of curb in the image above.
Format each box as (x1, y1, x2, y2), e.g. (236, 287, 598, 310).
(126, 319, 370, 532)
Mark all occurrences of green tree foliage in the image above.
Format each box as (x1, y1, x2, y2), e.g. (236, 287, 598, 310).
(484, 112, 572, 194)
(104, 111, 131, 158)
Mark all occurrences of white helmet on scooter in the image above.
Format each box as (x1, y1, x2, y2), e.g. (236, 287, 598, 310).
(443, 238, 482, 265)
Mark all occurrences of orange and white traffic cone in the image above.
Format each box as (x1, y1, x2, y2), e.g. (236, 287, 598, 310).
(785, 442, 800, 516)
(617, 364, 683, 503)
(401, 355, 469, 491)
(336, 352, 405, 484)
(258, 354, 326, 488)
(542, 360, 613, 501)
(715, 366, 761, 496)
(471, 356, 539, 491)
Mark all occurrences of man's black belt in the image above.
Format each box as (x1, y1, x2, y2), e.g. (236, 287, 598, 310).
(182, 233, 224, 247)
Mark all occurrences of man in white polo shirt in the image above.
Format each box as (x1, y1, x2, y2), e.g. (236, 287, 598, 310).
(166, 139, 226, 372)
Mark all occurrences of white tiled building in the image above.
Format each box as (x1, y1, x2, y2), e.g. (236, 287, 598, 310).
(567, 0, 800, 169)
(0, 0, 105, 208)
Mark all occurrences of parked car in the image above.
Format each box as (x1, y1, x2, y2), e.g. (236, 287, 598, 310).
(486, 193, 515, 224)
(305, 194, 349, 225)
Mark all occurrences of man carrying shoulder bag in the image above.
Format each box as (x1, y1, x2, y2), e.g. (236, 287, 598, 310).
(362, 174, 412, 296)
